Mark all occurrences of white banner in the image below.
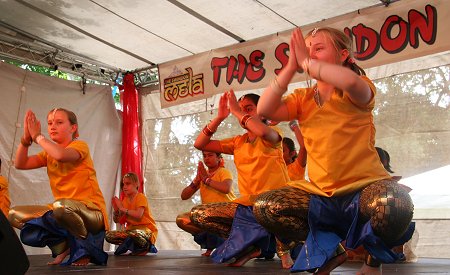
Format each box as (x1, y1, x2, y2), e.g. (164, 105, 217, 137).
(159, 0, 449, 108)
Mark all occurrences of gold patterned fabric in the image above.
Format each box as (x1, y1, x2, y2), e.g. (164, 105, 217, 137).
(105, 226, 153, 249)
(359, 179, 414, 245)
(9, 198, 104, 240)
(253, 187, 310, 242)
(190, 202, 238, 239)
(253, 180, 413, 246)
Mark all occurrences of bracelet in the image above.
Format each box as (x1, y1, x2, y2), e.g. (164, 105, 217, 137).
(34, 134, 45, 144)
(316, 62, 323, 81)
(202, 124, 215, 136)
(240, 114, 252, 129)
(20, 136, 32, 147)
(302, 58, 312, 75)
(289, 120, 299, 131)
(204, 177, 212, 186)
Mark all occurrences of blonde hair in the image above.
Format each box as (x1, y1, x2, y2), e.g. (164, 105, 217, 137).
(121, 172, 139, 190)
(47, 108, 79, 139)
(306, 27, 366, 76)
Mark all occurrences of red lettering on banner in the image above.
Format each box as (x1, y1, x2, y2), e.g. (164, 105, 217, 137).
(348, 24, 380, 60)
(380, 15, 409, 54)
(346, 4, 437, 60)
(211, 50, 265, 87)
(274, 43, 289, 75)
(409, 5, 437, 48)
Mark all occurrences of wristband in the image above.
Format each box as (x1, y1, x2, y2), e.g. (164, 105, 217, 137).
(204, 178, 212, 186)
(34, 134, 45, 144)
(240, 114, 252, 129)
(21, 136, 32, 147)
(302, 58, 312, 75)
(202, 124, 215, 136)
(289, 120, 299, 131)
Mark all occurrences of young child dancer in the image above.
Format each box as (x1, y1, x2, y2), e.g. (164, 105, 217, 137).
(176, 151, 236, 256)
(191, 91, 293, 268)
(10, 108, 108, 266)
(106, 172, 158, 255)
(254, 27, 414, 275)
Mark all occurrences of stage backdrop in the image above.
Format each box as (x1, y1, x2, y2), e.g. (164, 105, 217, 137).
(159, 0, 449, 108)
(0, 61, 122, 254)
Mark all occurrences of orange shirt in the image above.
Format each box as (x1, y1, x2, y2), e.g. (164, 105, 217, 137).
(122, 192, 158, 244)
(287, 160, 306, 181)
(0, 175, 10, 217)
(199, 167, 236, 204)
(38, 140, 109, 229)
(219, 126, 289, 205)
(284, 76, 389, 197)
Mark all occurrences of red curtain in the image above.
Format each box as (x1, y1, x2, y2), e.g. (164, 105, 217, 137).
(121, 73, 144, 193)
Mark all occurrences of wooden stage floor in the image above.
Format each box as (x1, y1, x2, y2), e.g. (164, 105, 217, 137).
(26, 250, 450, 274)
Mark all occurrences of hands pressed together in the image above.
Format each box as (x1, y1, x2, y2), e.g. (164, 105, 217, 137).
(21, 110, 42, 146)
(287, 28, 310, 74)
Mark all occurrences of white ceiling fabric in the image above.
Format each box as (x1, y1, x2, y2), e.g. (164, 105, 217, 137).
(0, 0, 380, 71)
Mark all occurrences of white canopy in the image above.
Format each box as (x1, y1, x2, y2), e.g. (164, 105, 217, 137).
(0, 0, 380, 80)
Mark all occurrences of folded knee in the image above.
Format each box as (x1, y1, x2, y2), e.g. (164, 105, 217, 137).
(360, 180, 414, 243)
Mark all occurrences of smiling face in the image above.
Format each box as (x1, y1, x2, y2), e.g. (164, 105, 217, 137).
(47, 110, 77, 143)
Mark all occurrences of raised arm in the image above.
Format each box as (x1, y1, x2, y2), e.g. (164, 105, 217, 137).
(27, 111, 81, 163)
(194, 93, 228, 153)
(198, 162, 232, 194)
(15, 110, 46, 169)
(180, 162, 202, 200)
(227, 89, 281, 145)
(292, 28, 372, 105)
(257, 34, 299, 121)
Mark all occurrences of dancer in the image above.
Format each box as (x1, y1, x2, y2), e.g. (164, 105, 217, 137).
(254, 27, 414, 275)
(176, 151, 235, 256)
(106, 172, 158, 255)
(0, 159, 10, 217)
(9, 108, 108, 266)
(192, 91, 293, 268)
(282, 121, 307, 181)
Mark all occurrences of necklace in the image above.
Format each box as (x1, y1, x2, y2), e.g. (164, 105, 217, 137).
(313, 87, 322, 108)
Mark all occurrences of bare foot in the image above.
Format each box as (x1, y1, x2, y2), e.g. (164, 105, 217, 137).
(71, 256, 90, 266)
(280, 252, 294, 269)
(356, 263, 382, 275)
(47, 248, 70, 265)
(202, 249, 213, 257)
(315, 251, 348, 275)
(227, 247, 261, 267)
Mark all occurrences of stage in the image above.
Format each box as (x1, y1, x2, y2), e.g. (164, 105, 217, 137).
(26, 250, 450, 274)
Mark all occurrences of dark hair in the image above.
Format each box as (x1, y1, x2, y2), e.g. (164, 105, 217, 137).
(202, 151, 225, 167)
(375, 147, 394, 173)
(282, 137, 297, 161)
(238, 93, 260, 106)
